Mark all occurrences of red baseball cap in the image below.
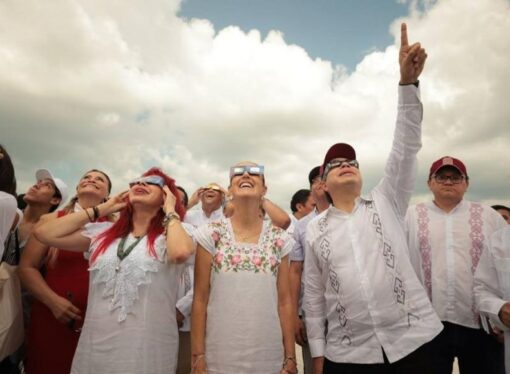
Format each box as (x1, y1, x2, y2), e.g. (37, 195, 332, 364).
(321, 143, 356, 174)
(429, 156, 468, 178)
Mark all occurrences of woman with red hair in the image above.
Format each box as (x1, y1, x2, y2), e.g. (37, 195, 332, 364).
(34, 167, 195, 374)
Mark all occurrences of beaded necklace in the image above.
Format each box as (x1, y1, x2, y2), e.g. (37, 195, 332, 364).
(115, 235, 145, 272)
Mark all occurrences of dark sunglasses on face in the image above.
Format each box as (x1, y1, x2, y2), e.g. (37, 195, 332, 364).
(129, 175, 165, 189)
(323, 159, 359, 179)
(229, 165, 265, 178)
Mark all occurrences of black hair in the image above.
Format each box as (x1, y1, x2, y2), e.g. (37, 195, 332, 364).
(49, 186, 63, 213)
(0, 144, 17, 197)
(176, 186, 189, 208)
(290, 189, 311, 213)
(492, 205, 510, 214)
(308, 166, 321, 185)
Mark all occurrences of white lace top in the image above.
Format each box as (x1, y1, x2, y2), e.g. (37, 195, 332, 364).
(70, 222, 194, 374)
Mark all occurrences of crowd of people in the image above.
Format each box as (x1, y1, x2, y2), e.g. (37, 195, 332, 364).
(1, 23, 510, 374)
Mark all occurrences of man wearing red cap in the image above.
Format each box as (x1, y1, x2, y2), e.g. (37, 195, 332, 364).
(406, 156, 506, 373)
(303, 23, 442, 373)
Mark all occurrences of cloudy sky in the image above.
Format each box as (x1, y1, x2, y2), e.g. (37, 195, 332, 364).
(1, 0, 509, 211)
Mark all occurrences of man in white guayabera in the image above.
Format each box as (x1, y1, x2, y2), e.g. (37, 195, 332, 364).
(303, 23, 442, 374)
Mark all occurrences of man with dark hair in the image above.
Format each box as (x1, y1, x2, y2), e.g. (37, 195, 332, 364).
(3, 169, 67, 264)
(290, 189, 315, 222)
(176, 186, 189, 209)
(492, 204, 510, 224)
(304, 24, 442, 373)
(289, 166, 330, 374)
(406, 157, 506, 373)
(1, 168, 67, 371)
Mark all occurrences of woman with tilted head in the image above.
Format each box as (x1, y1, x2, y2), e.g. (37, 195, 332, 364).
(33, 167, 194, 373)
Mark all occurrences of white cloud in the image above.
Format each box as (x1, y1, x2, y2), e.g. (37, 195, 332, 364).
(1, 0, 509, 210)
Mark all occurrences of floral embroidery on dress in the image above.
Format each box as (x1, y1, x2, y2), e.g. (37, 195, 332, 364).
(209, 220, 286, 276)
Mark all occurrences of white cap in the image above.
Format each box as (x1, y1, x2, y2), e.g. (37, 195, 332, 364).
(35, 169, 69, 208)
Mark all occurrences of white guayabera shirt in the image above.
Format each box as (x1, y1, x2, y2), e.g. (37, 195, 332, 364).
(474, 226, 510, 373)
(304, 85, 443, 364)
(406, 200, 506, 328)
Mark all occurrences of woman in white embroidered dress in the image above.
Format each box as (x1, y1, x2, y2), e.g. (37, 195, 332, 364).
(34, 167, 195, 374)
(191, 162, 297, 374)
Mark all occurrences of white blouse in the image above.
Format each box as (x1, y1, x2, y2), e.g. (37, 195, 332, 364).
(71, 221, 194, 374)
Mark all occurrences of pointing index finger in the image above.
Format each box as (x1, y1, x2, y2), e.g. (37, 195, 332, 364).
(401, 23, 408, 48)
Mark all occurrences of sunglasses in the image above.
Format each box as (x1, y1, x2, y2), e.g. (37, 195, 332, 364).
(129, 175, 165, 189)
(323, 159, 359, 179)
(203, 184, 222, 192)
(229, 165, 265, 178)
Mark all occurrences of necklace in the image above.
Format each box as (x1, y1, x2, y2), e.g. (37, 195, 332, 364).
(233, 227, 262, 242)
(115, 235, 145, 272)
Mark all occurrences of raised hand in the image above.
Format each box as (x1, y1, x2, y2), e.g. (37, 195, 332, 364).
(399, 23, 427, 84)
(99, 190, 129, 216)
(163, 185, 177, 214)
(187, 187, 204, 209)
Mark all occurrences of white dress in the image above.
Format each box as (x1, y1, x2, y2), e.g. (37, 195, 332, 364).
(194, 218, 293, 374)
(71, 222, 192, 374)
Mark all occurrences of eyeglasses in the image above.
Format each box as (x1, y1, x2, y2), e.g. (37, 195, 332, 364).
(433, 174, 465, 184)
(129, 175, 165, 188)
(229, 165, 264, 178)
(322, 159, 359, 179)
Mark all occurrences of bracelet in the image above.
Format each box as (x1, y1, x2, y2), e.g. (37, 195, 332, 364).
(92, 206, 100, 221)
(282, 355, 298, 374)
(191, 353, 205, 371)
(162, 211, 180, 227)
(282, 356, 297, 366)
(85, 208, 94, 222)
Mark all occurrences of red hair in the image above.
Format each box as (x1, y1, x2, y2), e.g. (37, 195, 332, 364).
(90, 167, 186, 263)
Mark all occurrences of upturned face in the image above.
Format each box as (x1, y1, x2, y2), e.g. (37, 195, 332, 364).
(128, 175, 165, 208)
(324, 158, 362, 195)
(201, 185, 223, 208)
(77, 171, 110, 201)
(229, 162, 267, 200)
(24, 178, 60, 206)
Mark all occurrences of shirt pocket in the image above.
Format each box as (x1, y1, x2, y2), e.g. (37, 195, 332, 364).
(495, 258, 510, 299)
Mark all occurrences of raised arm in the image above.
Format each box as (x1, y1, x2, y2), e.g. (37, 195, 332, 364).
(378, 23, 427, 216)
(33, 194, 127, 251)
(263, 198, 291, 229)
(163, 186, 194, 263)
